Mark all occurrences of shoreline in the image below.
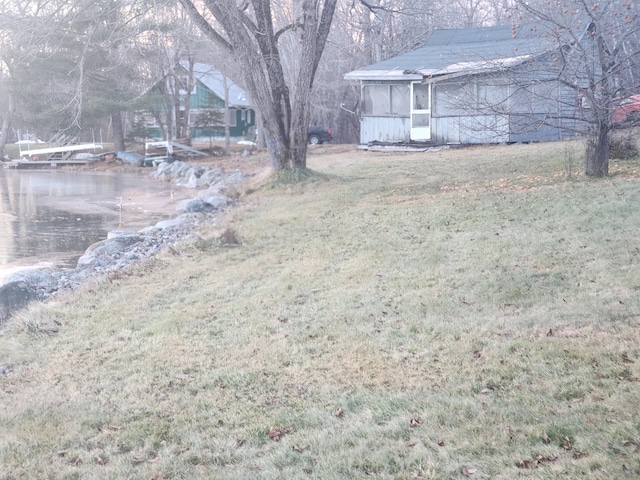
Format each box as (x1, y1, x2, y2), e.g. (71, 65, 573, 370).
(0, 157, 258, 324)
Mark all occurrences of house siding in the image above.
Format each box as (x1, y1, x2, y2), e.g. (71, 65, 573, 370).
(138, 68, 255, 141)
(360, 117, 410, 143)
(346, 24, 590, 147)
(358, 69, 576, 145)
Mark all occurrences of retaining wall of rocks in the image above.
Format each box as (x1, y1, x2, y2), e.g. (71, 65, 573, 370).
(0, 161, 243, 324)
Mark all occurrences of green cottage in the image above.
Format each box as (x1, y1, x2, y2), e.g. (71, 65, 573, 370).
(137, 62, 255, 141)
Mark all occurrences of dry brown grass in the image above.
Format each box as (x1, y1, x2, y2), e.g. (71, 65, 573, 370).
(1, 140, 640, 479)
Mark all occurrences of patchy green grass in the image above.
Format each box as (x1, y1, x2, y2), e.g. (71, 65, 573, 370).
(1, 140, 640, 479)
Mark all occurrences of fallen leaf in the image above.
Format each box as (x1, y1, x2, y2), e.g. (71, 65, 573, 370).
(410, 418, 422, 427)
(437, 440, 445, 446)
(480, 387, 493, 394)
(292, 444, 309, 453)
(573, 451, 586, 459)
(546, 328, 554, 336)
(236, 439, 246, 447)
(334, 407, 343, 417)
(535, 454, 558, 463)
(516, 459, 538, 469)
(461, 466, 477, 476)
(622, 353, 635, 363)
(268, 427, 291, 441)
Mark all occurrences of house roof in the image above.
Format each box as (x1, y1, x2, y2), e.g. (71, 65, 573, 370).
(344, 23, 559, 81)
(186, 62, 251, 109)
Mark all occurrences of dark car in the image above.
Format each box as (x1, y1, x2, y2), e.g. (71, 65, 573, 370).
(307, 126, 333, 145)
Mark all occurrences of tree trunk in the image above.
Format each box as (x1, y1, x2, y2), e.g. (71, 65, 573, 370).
(111, 111, 126, 152)
(179, 0, 337, 172)
(0, 95, 15, 159)
(223, 74, 231, 155)
(585, 124, 609, 177)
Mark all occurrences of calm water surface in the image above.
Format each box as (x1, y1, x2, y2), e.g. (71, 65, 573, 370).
(0, 168, 189, 281)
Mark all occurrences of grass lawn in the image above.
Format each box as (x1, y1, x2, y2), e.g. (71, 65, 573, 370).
(1, 140, 639, 479)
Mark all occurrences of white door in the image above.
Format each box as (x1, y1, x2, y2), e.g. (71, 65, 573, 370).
(410, 82, 431, 141)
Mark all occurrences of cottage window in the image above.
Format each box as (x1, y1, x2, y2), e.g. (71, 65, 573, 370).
(362, 84, 409, 116)
(178, 77, 197, 95)
(435, 80, 508, 116)
(228, 109, 237, 127)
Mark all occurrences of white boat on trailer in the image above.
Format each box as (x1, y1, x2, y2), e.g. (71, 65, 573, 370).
(10, 143, 104, 168)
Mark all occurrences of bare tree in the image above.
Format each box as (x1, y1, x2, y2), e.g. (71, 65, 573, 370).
(177, 0, 337, 171)
(510, 0, 640, 176)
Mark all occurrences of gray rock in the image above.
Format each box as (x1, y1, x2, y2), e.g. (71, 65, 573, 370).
(177, 198, 218, 214)
(199, 169, 224, 187)
(154, 217, 190, 229)
(3, 268, 57, 294)
(0, 281, 37, 324)
(196, 193, 228, 210)
(77, 235, 142, 269)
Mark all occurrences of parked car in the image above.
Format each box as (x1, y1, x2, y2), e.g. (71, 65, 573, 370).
(307, 126, 333, 145)
(612, 95, 640, 125)
(253, 127, 333, 145)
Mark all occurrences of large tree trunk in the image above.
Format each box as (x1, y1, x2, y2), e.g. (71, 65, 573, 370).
(585, 124, 610, 177)
(111, 111, 126, 152)
(179, 0, 337, 172)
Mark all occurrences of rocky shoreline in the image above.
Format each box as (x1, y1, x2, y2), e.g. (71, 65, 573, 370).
(0, 160, 245, 324)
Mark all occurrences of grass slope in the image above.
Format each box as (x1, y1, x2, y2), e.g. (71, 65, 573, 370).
(1, 141, 639, 479)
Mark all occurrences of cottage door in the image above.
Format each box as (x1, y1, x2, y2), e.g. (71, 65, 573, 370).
(410, 82, 431, 141)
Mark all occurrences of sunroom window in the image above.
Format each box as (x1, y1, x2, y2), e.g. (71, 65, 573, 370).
(361, 84, 410, 116)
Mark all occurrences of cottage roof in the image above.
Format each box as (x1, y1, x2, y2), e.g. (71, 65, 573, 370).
(344, 23, 559, 81)
(186, 62, 251, 108)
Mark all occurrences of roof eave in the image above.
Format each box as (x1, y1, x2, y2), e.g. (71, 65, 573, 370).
(345, 54, 536, 82)
(343, 70, 423, 81)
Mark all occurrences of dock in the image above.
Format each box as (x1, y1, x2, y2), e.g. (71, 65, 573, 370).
(4, 142, 104, 168)
(5, 159, 93, 169)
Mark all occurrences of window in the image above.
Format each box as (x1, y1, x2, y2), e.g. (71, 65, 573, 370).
(178, 77, 197, 95)
(228, 109, 237, 127)
(361, 84, 410, 116)
(435, 80, 508, 116)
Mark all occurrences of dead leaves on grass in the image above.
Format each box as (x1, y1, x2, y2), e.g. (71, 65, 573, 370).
(516, 454, 559, 469)
(267, 426, 291, 441)
(461, 466, 477, 476)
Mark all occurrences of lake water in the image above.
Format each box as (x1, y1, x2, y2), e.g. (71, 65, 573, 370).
(0, 168, 191, 282)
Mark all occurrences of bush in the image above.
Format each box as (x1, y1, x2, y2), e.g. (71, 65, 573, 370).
(610, 133, 639, 160)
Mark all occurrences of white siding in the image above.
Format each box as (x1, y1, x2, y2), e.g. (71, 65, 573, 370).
(360, 117, 410, 144)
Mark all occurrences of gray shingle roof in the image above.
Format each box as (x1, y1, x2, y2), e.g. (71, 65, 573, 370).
(187, 62, 251, 108)
(344, 24, 557, 81)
